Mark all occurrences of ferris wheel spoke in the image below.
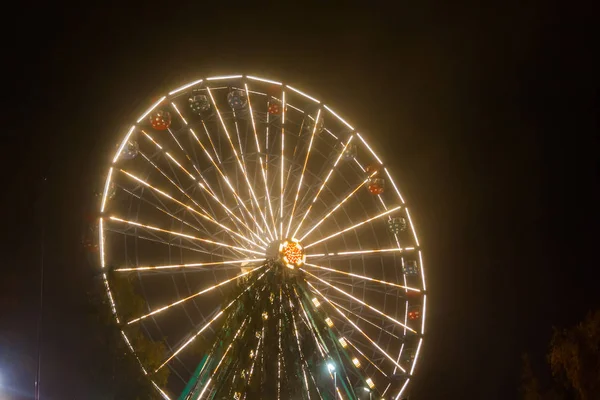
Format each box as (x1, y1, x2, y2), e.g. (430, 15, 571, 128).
(189, 125, 267, 241)
(301, 268, 415, 333)
(109, 216, 264, 256)
(183, 128, 268, 246)
(328, 298, 401, 340)
(206, 87, 274, 241)
(299, 172, 375, 242)
(143, 128, 262, 246)
(285, 109, 321, 238)
(310, 276, 403, 299)
(126, 264, 265, 324)
(114, 258, 265, 272)
(137, 144, 251, 247)
(190, 124, 249, 218)
(306, 246, 414, 260)
(278, 90, 288, 239)
(119, 186, 248, 258)
(156, 268, 268, 373)
(119, 169, 263, 251)
(305, 263, 420, 293)
(307, 282, 407, 374)
(141, 130, 197, 182)
(105, 226, 241, 261)
(344, 337, 389, 378)
(292, 135, 354, 239)
(245, 83, 278, 235)
(304, 206, 401, 249)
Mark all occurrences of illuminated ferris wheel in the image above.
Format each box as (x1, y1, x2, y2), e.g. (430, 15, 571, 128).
(98, 75, 427, 400)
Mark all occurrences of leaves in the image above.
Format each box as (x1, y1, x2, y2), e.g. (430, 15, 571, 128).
(548, 310, 600, 399)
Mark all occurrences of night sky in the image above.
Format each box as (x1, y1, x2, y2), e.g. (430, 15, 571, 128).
(2, 2, 598, 399)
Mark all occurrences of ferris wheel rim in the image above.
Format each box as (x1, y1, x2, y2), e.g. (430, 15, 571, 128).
(98, 74, 426, 400)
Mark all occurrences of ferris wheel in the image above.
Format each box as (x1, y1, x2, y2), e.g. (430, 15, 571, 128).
(98, 75, 427, 400)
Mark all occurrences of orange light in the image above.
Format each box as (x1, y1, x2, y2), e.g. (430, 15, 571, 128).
(279, 239, 306, 269)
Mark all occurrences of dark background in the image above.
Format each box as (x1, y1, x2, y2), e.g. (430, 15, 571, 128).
(1, 2, 598, 399)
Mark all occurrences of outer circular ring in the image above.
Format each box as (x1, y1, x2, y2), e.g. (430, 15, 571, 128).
(98, 75, 427, 400)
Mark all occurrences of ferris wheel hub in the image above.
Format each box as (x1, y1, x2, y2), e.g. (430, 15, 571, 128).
(266, 238, 306, 269)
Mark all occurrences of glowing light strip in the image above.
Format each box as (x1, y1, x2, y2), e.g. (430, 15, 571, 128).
(99, 218, 105, 268)
(116, 258, 264, 272)
(289, 301, 311, 397)
(102, 274, 118, 323)
(277, 290, 282, 400)
(209, 319, 249, 379)
(188, 128, 263, 241)
(139, 131, 200, 187)
(345, 338, 388, 377)
(168, 78, 203, 95)
(382, 383, 391, 397)
(141, 129, 162, 149)
(353, 158, 366, 172)
(248, 75, 282, 85)
(329, 299, 400, 339)
(405, 208, 420, 247)
(286, 85, 320, 103)
(305, 263, 420, 292)
(395, 379, 410, 400)
(303, 269, 415, 333)
(120, 330, 135, 353)
(113, 126, 136, 163)
(157, 271, 266, 372)
(323, 104, 354, 130)
(196, 378, 211, 400)
(323, 128, 339, 140)
(165, 152, 195, 180)
(170, 102, 188, 125)
(286, 103, 304, 113)
(127, 265, 263, 324)
(305, 247, 412, 257)
(393, 342, 405, 377)
(286, 109, 321, 237)
(100, 167, 113, 212)
(384, 168, 406, 204)
(200, 120, 220, 162)
(421, 294, 427, 334)
(152, 382, 171, 400)
(206, 75, 243, 81)
(292, 135, 353, 238)
(294, 289, 327, 359)
(410, 338, 423, 375)
(136, 96, 165, 123)
(119, 169, 262, 249)
(245, 83, 278, 234)
(247, 333, 263, 385)
(356, 132, 383, 165)
(198, 178, 268, 247)
(300, 175, 372, 241)
(404, 299, 409, 337)
(307, 282, 407, 373)
(280, 90, 286, 238)
(109, 216, 264, 255)
(184, 131, 258, 245)
(138, 150, 256, 248)
(206, 87, 271, 238)
(305, 206, 401, 248)
(233, 95, 274, 241)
